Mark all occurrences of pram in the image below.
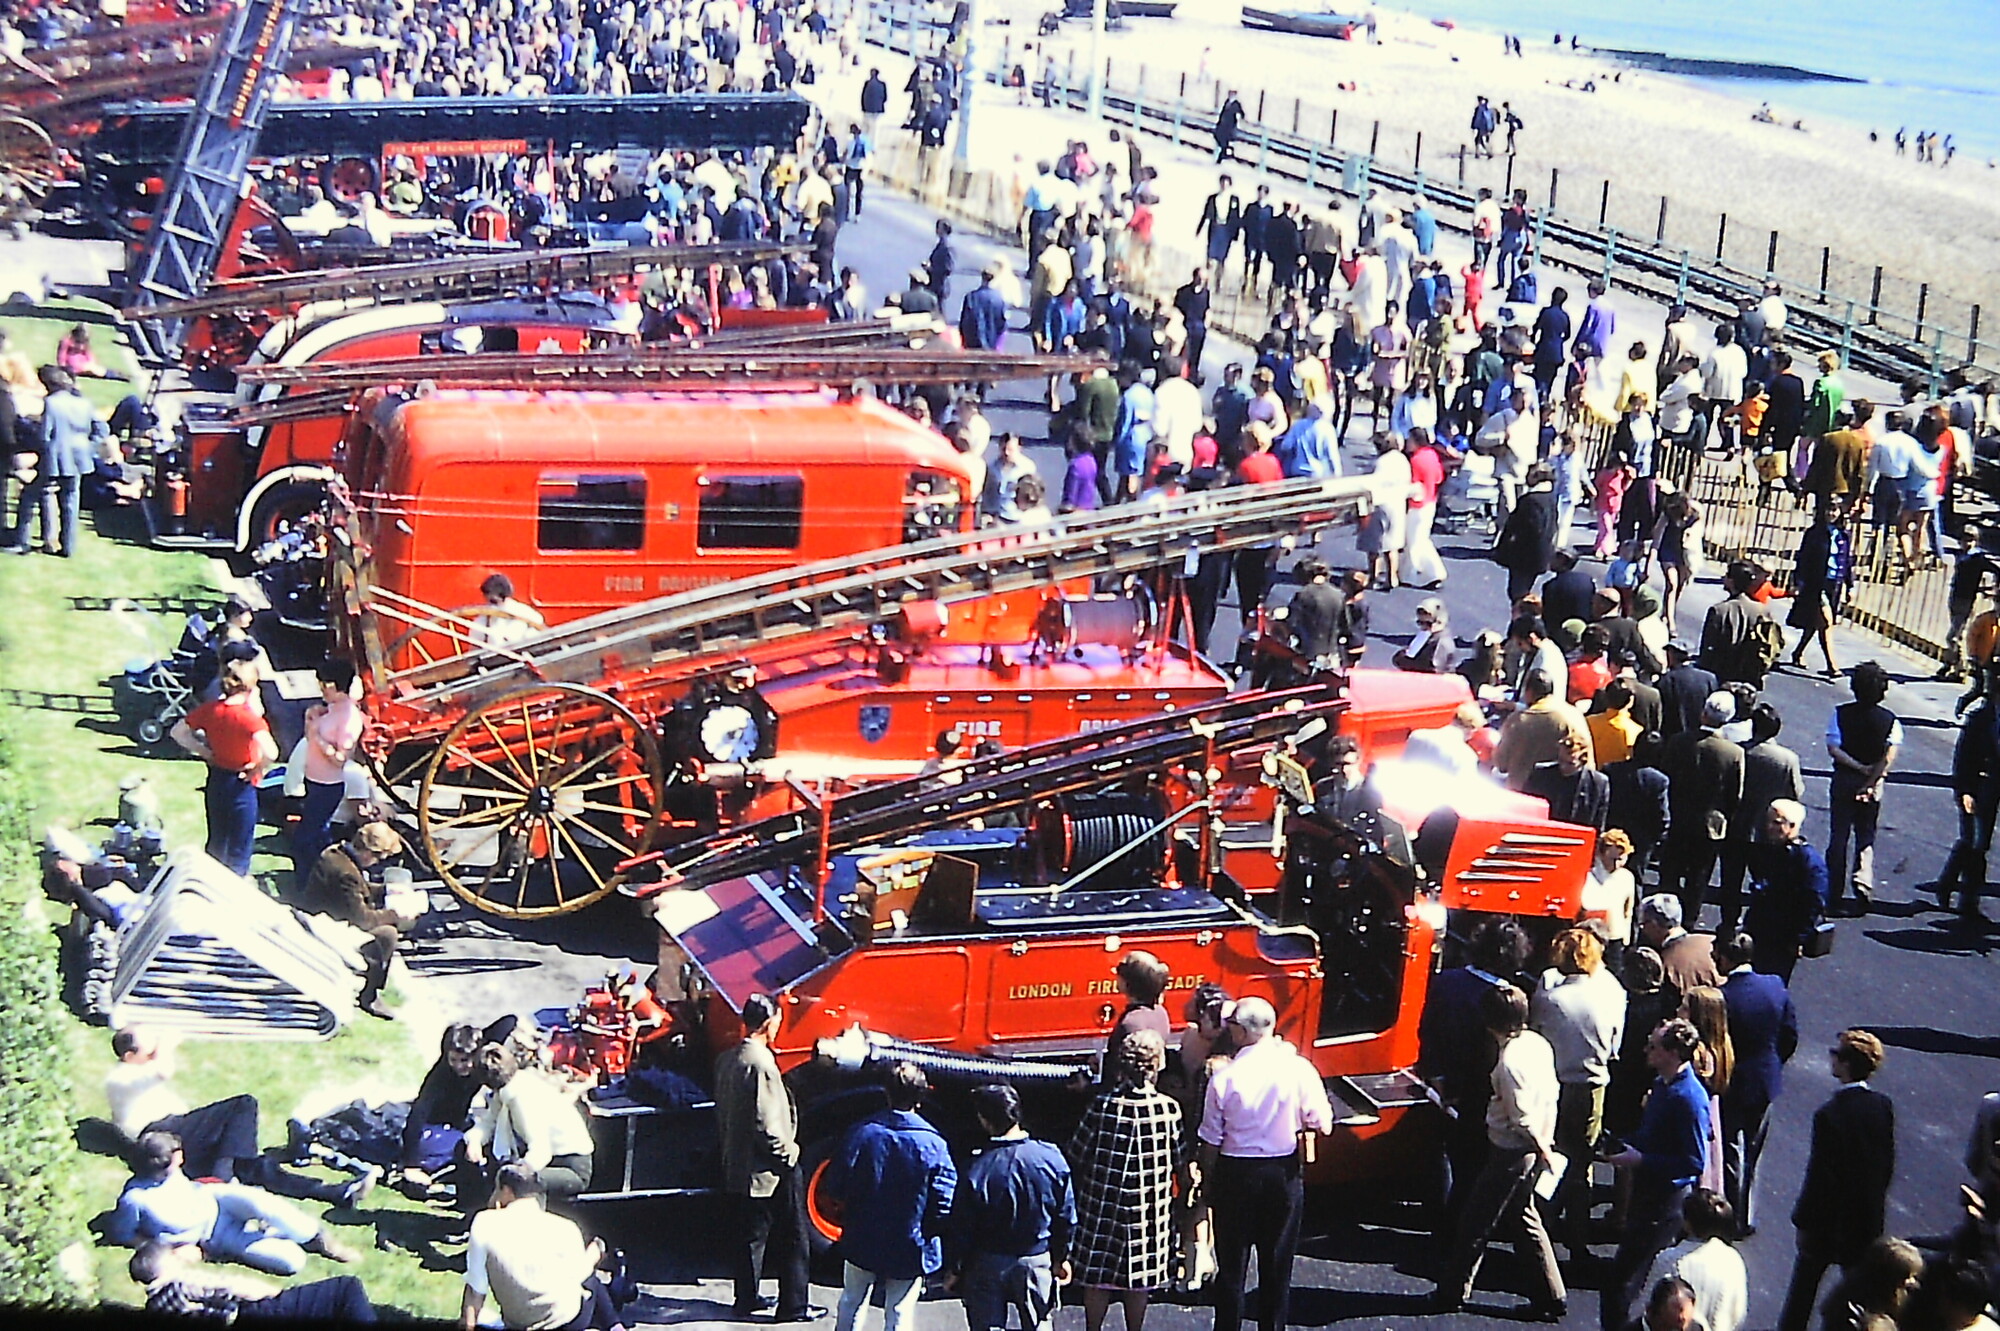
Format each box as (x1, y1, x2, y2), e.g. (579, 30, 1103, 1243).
(1438, 451, 1502, 535)
(115, 613, 217, 750)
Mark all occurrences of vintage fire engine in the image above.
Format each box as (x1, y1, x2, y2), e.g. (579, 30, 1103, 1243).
(294, 351, 1591, 927)
(568, 686, 1592, 1211)
(145, 240, 812, 567)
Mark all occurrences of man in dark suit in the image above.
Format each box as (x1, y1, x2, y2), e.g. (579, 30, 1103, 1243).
(1655, 641, 1719, 738)
(1523, 732, 1611, 832)
(1700, 562, 1778, 689)
(1539, 551, 1597, 650)
(1717, 933, 1797, 1236)
(1659, 692, 1745, 925)
(1605, 732, 1672, 884)
(1775, 1029, 1895, 1331)
(10, 366, 102, 558)
(1283, 557, 1345, 669)
(1494, 464, 1560, 604)
(1600, 652, 1665, 736)
(1591, 589, 1664, 680)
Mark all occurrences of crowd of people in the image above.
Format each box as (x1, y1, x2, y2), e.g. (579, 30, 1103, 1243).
(22, 0, 2000, 1329)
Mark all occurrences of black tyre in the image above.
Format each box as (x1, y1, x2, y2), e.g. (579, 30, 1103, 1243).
(246, 479, 326, 549)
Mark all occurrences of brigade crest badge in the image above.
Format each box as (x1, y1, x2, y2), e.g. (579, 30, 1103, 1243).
(858, 705, 892, 743)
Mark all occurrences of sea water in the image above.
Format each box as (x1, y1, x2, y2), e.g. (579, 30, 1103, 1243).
(1366, 0, 2000, 162)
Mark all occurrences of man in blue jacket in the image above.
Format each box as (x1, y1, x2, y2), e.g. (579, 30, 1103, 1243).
(11, 366, 102, 558)
(946, 1084, 1072, 1331)
(1601, 1018, 1709, 1331)
(827, 1063, 956, 1331)
(957, 263, 1009, 353)
(1717, 931, 1797, 1236)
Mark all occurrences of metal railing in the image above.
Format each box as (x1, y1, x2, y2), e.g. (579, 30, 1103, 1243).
(856, 2, 1992, 392)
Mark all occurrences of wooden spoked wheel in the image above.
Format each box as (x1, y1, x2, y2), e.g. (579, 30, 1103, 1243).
(416, 683, 666, 918)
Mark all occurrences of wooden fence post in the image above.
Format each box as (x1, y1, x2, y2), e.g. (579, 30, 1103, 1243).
(1598, 179, 1609, 226)
(1655, 196, 1668, 244)
(1548, 167, 1559, 210)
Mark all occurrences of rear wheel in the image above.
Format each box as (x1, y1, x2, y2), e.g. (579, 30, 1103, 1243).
(246, 479, 326, 550)
(797, 1136, 843, 1259)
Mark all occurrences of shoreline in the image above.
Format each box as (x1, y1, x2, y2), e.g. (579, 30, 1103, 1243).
(968, 0, 2000, 354)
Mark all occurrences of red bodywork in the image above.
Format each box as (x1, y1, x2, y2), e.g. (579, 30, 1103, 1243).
(175, 299, 614, 546)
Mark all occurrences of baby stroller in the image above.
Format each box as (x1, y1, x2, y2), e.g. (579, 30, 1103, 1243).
(1438, 451, 1502, 535)
(116, 613, 217, 750)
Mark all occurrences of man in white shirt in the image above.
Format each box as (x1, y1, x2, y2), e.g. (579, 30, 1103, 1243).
(462, 1164, 618, 1331)
(1150, 359, 1203, 471)
(1432, 984, 1566, 1317)
(1699, 325, 1749, 449)
(105, 1028, 263, 1184)
(103, 1027, 376, 1204)
(1197, 996, 1333, 1331)
(465, 1046, 596, 1204)
(1645, 1189, 1748, 1331)
(1532, 929, 1627, 1255)
(1658, 356, 1704, 445)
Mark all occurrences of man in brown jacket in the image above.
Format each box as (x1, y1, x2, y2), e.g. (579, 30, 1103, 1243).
(1804, 401, 1872, 504)
(300, 821, 411, 1020)
(715, 993, 820, 1322)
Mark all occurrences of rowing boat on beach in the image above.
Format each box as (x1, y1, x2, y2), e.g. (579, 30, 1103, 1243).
(1239, 7, 1361, 40)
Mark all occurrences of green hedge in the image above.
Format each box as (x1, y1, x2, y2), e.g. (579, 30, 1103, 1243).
(0, 728, 86, 1307)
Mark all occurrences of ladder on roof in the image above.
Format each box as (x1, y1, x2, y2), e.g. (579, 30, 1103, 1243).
(122, 0, 297, 360)
(644, 687, 1344, 892)
(228, 320, 974, 428)
(356, 473, 1384, 716)
(128, 239, 805, 325)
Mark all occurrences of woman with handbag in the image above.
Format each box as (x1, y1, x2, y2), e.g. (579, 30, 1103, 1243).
(1788, 497, 1855, 676)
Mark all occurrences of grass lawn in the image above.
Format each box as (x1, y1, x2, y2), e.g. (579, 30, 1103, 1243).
(0, 304, 466, 1319)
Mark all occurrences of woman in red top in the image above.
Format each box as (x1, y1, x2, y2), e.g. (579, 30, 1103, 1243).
(1234, 420, 1283, 486)
(1404, 428, 1448, 588)
(171, 662, 278, 877)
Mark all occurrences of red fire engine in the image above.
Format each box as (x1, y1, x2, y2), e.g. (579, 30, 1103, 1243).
(167, 295, 619, 553)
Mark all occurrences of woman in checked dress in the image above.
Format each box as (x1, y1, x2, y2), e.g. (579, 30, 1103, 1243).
(1068, 1030, 1180, 1331)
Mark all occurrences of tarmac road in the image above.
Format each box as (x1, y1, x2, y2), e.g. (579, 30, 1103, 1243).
(408, 193, 2000, 1329)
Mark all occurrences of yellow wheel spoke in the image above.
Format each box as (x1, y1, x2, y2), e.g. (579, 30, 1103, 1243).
(437, 818, 509, 866)
(479, 712, 534, 787)
(572, 798, 643, 818)
(549, 743, 620, 790)
(429, 800, 525, 832)
(566, 773, 649, 796)
(552, 819, 609, 892)
(443, 743, 531, 796)
(519, 700, 542, 782)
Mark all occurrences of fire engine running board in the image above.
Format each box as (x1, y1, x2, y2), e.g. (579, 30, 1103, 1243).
(371, 474, 1386, 713)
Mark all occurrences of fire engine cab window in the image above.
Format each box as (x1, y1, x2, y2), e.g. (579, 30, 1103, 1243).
(537, 474, 647, 551)
(698, 476, 804, 550)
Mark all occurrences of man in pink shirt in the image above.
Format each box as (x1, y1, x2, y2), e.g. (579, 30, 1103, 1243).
(291, 659, 367, 877)
(1405, 428, 1449, 588)
(1197, 996, 1334, 1331)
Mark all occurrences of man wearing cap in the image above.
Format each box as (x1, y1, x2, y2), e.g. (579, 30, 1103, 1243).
(897, 268, 940, 317)
(301, 823, 413, 1020)
(715, 994, 821, 1322)
(1656, 640, 1720, 739)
